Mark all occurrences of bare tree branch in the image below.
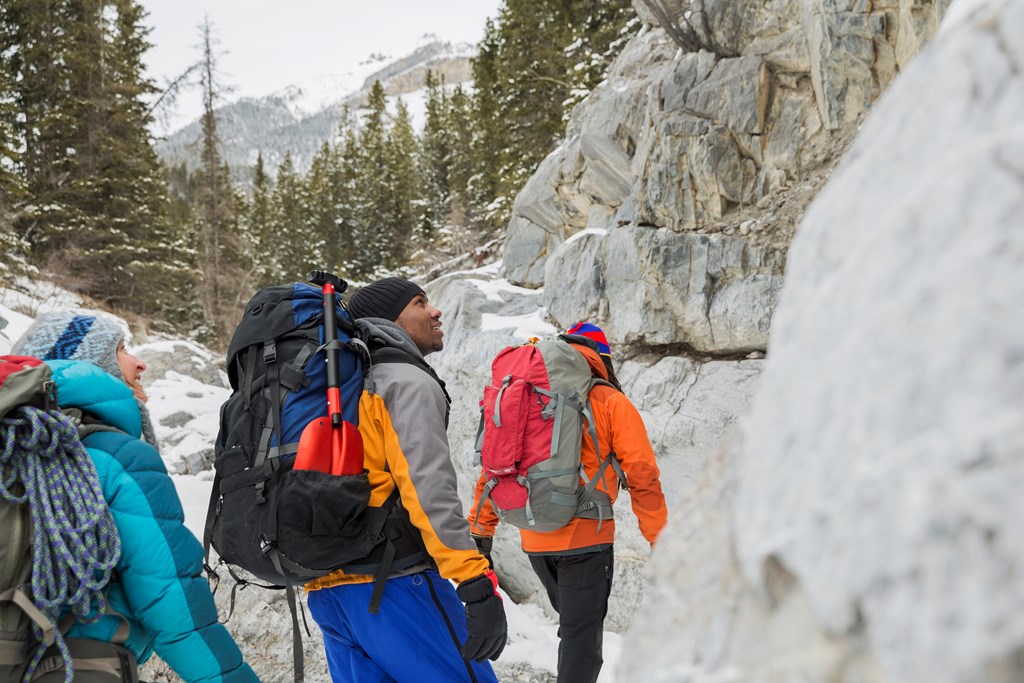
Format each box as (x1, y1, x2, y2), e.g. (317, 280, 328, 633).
(638, 0, 732, 57)
(146, 62, 201, 118)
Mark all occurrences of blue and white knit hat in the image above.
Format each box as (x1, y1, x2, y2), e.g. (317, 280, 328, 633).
(12, 311, 128, 382)
(12, 310, 158, 446)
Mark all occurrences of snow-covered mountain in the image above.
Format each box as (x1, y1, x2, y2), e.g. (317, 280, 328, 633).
(156, 37, 474, 185)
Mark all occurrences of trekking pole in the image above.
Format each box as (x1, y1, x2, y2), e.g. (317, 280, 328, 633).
(306, 270, 361, 475)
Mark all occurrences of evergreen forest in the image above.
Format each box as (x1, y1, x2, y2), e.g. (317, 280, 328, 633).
(0, 0, 636, 346)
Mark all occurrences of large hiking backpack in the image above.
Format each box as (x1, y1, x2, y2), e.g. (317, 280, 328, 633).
(205, 282, 375, 586)
(474, 335, 628, 532)
(204, 281, 425, 681)
(0, 356, 123, 683)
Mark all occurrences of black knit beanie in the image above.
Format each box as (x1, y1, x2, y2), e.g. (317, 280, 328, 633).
(347, 277, 425, 321)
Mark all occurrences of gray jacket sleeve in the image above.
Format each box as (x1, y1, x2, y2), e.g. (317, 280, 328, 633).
(374, 363, 487, 582)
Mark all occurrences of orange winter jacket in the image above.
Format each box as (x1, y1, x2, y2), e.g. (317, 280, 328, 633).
(468, 343, 668, 554)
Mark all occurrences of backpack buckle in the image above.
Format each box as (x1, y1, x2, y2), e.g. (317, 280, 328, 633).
(42, 380, 57, 411)
(262, 341, 277, 365)
(259, 535, 273, 555)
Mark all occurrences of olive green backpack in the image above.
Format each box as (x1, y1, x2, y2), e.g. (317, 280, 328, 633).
(0, 356, 122, 683)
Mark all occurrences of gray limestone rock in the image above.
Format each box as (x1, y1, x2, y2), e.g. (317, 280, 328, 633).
(503, 0, 949, 297)
(135, 339, 228, 387)
(544, 226, 785, 354)
(622, 2, 1024, 680)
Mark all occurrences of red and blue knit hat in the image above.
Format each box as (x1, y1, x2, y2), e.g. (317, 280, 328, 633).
(566, 321, 611, 357)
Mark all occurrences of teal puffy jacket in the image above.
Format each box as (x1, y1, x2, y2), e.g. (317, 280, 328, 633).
(46, 360, 257, 683)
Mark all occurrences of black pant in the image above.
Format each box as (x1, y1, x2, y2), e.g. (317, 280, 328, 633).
(528, 547, 613, 683)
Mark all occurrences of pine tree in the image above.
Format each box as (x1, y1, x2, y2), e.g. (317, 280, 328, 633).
(332, 107, 360, 280)
(193, 18, 248, 343)
(4, 0, 80, 256)
(0, 0, 197, 321)
(447, 85, 474, 204)
(304, 141, 336, 272)
(80, 0, 195, 318)
(0, 30, 28, 275)
(349, 81, 391, 279)
(386, 99, 419, 266)
(497, 0, 575, 193)
(419, 71, 451, 237)
(466, 1, 635, 234)
(243, 151, 279, 287)
(441, 84, 480, 257)
(564, 0, 636, 110)
(416, 74, 486, 265)
(269, 152, 307, 281)
(467, 17, 509, 233)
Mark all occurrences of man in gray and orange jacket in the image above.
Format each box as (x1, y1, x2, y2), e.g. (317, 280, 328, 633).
(468, 321, 668, 683)
(306, 278, 506, 683)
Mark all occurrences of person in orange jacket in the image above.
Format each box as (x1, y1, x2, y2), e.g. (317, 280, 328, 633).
(468, 321, 668, 683)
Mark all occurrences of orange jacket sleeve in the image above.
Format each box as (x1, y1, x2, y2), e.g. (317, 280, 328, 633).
(468, 467, 500, 537)
(603, 389, 668, 545)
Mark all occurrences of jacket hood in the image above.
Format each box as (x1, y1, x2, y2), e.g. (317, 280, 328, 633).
(46, 359, 143, 438)
(569, 343, 609, 382)
(355, 318, 425, 361)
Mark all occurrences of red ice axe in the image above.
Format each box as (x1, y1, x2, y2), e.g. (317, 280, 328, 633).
(295, 271, 363, 475)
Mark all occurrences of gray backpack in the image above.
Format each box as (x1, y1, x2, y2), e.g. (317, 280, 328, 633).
(473, 335, 628, 532)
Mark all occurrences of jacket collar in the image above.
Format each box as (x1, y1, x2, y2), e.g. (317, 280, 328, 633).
(568, 343, 609, 381)
(354, 318, 425, 360)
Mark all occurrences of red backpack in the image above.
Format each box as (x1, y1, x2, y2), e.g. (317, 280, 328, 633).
(473, 336, 627, 532)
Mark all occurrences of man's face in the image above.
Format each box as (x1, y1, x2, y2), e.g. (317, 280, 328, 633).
(395, 293, 443, 356)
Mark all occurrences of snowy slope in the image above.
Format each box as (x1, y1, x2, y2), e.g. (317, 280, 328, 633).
(155, 38, 475, 183)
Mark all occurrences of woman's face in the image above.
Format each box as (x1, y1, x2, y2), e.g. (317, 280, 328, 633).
(117, 341, 147, 387)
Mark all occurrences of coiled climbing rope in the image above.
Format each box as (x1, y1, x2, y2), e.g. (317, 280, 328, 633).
(0, 405, 121, 683)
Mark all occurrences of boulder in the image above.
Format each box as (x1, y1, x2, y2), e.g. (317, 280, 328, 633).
(622, 2, 1024, 680)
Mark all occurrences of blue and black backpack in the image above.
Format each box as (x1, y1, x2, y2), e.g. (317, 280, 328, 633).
(204, 281, 426, 681)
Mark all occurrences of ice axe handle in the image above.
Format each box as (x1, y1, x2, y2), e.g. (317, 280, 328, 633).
(307, 270, 347, 293)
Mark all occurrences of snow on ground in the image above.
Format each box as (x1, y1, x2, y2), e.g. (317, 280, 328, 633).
(1, 279, 623, 682)
(468, 276, 543, 303)
(481, 310, 558, 340)
(146, 369, 228, 469)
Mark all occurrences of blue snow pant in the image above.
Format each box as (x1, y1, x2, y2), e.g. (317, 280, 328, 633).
(307, 569, 500, 683)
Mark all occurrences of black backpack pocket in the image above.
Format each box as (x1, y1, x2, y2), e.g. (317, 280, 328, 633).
(212, 456, 381, 584)
(275, 469, 380, 571)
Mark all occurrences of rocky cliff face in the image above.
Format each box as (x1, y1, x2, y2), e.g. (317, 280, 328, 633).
(617, 0, 1024, 681)
(423, 0, 998, 679)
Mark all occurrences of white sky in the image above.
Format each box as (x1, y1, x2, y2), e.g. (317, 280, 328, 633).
(138, 0, 502, 127)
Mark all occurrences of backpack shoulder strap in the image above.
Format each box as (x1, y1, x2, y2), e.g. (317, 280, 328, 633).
(369, 346, 452, 416)
(580, 379, 629, 492)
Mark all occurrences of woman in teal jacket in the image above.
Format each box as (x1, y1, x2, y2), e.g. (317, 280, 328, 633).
(12, 312, 257, 683)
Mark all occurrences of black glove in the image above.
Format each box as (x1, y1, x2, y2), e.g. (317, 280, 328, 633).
(456, 571, 507, 662)
(472, 534, 494, 570)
